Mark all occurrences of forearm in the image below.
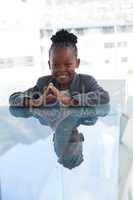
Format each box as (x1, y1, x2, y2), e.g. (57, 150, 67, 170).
(72, 90, 110, 107)
(9, 92, 26, 107)
(9, 85, 39, 107)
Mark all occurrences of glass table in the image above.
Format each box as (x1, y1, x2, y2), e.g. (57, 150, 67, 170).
(0, 104, 120, 200)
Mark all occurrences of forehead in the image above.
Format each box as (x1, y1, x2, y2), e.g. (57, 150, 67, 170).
(50, 47, 75, 61)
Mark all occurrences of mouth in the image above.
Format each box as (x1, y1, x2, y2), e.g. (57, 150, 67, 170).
(56, 73, 70, 80)
(58, 75, 68, 79)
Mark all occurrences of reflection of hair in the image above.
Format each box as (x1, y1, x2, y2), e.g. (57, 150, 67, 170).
(58, 143, 84, 170)
(53, 128, 84, 169)
(49, 29, 78, 57)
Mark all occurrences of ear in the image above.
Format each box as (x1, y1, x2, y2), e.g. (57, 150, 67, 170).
(48, 60, 51, 70)
(76, 58, 80, 68)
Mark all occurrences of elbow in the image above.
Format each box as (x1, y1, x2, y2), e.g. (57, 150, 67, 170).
(9, 92, 24, 107)
(9, 94, 15, 106)
(100, 91, 110, 104)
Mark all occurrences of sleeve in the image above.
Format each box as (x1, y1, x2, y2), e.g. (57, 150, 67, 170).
(9, 78, 60, 107)
(9, 84, 41, 107)
(71, 76, 110, 107)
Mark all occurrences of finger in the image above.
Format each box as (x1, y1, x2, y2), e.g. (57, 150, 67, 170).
(48, 85, 59, 96)
(49, 82, 54, 87)
(43, 83, 53, 94)
(46, 94, 57, 104)
(44, 84, 53, 95)
(47, 82, 54, 90)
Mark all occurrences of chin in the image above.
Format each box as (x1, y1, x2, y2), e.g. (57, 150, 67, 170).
(57, 79, 70, 84)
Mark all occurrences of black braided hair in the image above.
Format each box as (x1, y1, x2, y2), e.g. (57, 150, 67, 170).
(49, 29, 78, 57)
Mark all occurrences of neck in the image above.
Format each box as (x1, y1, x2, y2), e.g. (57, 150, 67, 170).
(60, 84, 69, 90)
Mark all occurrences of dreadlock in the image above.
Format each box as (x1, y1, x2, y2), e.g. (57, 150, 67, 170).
(49, 29, 78, 57)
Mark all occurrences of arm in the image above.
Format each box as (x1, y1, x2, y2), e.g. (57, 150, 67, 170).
(71, 75, 110, 107)
(9, 80, 60, 108)
(9, 85, 42, 107)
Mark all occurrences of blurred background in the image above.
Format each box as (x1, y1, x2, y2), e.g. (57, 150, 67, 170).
(0, 0, 133, 105)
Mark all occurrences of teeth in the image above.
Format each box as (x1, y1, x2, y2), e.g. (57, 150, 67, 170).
(59, 75, 67, 78)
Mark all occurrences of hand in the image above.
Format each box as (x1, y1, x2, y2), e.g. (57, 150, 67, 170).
(26, 96, 44, 107)
(45, 83, 77, 106)
(59, 96, 73, 106)
(25, 83, 60, 107)
(43, 83, 60, 104)
(43, 83, 76, 106)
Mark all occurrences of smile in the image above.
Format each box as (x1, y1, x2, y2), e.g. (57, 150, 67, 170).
(58, 75, 68, 79)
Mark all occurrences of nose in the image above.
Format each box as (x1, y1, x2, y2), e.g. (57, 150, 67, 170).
(58, 65, 66, 71)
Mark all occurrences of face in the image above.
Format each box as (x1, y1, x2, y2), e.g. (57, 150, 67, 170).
(48, 47, 80, 88)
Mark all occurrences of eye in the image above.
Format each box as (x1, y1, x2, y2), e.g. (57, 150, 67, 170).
(53, 64, 59, 69)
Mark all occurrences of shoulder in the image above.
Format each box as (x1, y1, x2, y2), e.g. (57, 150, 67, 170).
(37, 75, 52, 85)
(78, 73, 97, 83)
(77, 73, 100, 91)
(35, 75, 53, 92)
(37, 75, 52, 83)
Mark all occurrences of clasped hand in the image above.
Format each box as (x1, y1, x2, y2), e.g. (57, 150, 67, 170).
(28, 83, 73, 107)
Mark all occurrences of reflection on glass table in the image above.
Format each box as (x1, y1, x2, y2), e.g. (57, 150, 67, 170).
(0, 104, 119, 200)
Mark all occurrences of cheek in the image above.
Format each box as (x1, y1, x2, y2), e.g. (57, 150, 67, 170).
(50, 67, 56, 74)
(69, 68, 76, 74)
